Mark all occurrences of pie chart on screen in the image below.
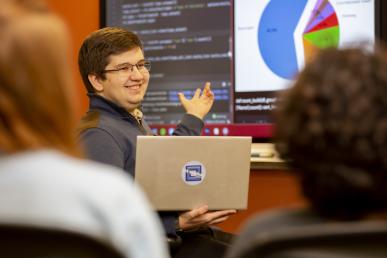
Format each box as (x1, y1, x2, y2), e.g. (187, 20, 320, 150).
(258, 0, 340, 80)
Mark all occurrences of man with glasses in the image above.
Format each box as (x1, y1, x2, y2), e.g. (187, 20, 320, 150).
(77, 27, 235, 258)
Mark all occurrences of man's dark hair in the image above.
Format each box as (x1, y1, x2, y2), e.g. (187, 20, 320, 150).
(275, 46, 387, 220)
(78, 27, 143, 93)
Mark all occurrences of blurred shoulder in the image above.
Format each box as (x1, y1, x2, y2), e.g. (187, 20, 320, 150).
(0, 150, 134, 189)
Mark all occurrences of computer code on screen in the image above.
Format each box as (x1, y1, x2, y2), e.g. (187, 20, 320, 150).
(106, 0, 232, 125)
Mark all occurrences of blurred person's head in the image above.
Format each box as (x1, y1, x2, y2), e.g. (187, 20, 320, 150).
(0, 0, 79, 156)
(275, 47, 387, 220)
(78, 27, 150, 112)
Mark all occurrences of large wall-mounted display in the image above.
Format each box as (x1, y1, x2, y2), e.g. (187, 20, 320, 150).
(234, 0, 378, 124)
(101, 0, 380, 139)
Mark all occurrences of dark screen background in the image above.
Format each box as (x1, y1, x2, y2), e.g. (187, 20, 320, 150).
(105, 0, 232, 125)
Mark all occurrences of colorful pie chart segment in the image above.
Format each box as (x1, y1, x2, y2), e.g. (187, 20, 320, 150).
(258, 0, 340, 80)
(303, 0, 340, 61)
(258, 0, 308, 80)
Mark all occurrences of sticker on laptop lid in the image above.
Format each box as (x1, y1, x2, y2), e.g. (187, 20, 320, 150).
(181, 161, 206, 186)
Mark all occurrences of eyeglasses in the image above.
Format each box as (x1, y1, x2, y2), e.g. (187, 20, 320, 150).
(103, 60, 151, 75)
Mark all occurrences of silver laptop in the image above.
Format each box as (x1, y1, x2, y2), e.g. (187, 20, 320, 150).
(135, 136, 252, 211)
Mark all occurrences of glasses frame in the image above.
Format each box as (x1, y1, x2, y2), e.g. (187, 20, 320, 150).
(103, 60, 151, 74)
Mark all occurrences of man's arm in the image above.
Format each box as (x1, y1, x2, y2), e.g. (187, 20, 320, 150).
(174, 83, 238, 232)
(173, 114, 204, 136)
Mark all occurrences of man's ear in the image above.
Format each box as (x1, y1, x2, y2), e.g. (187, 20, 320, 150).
(88, 74, 104, 92)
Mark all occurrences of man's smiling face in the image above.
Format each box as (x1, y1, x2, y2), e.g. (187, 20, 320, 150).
(97, 47, 149, 112)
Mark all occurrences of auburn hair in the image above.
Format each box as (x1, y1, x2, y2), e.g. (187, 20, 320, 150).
(0, 0, 81, 156)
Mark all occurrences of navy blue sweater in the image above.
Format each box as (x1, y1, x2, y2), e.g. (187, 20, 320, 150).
(78, 94, 204, 235)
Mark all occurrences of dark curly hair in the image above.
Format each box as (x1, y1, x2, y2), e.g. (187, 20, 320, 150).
(275, 47, 387, 220)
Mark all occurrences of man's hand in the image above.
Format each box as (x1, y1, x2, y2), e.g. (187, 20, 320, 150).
(178, 205, 237, 231)
(178, 82, 214, 120)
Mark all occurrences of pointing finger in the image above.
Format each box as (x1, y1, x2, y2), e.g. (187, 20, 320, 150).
(204, 82, 211, 91)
